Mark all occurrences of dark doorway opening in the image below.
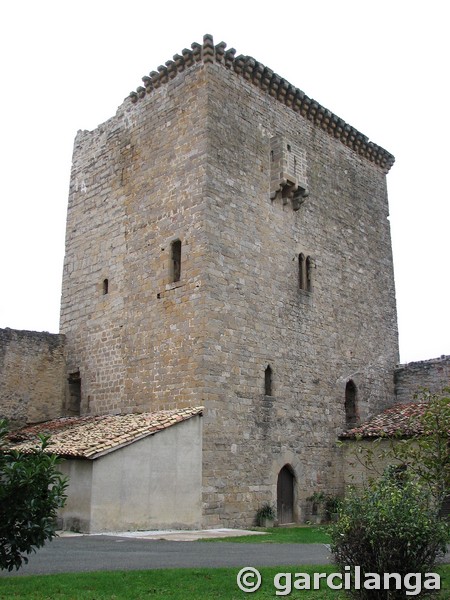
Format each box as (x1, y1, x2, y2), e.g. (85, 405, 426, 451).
(67, 371, 81, 416)
(277, 465, 295, 524)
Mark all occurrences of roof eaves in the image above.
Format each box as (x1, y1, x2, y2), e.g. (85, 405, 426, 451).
(339, 402, 430, 440)
(85, 429, 159, 459)
(5, 406, 204, 460)
(129, 34, 395, 173)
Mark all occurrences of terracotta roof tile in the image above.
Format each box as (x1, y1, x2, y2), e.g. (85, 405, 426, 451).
(341, 402, 431, 439)
(6, 407, 203, 459)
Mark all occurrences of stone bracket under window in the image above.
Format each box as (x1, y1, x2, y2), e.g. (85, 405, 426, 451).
(270, 135, 309, 211)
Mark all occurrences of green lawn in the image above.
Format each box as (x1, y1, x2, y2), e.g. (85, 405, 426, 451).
(201, 525, 331, 544)
(0, 565, 448, 599)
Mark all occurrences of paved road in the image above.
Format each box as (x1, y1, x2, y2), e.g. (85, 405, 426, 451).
(0, 536, 332, 577)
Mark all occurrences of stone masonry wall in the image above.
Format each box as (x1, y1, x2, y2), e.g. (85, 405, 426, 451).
(199, 58, 399, 526)
(394, 355, 450, 403)
(60, 35, 399, 527)
(0, 328, 66, 429)
(60, 64, 209, 415)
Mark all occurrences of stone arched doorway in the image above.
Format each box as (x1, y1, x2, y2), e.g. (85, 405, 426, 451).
(277, 465, 295, 524)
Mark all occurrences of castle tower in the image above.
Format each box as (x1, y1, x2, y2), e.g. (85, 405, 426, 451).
(60, 35, 399, 526)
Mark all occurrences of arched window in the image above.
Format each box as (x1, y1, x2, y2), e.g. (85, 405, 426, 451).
(299, 253, 306, 290)
(171, 239, 182, 282)
(299, 254, 313, 291)
(264, 365, 273, 396)
(345, 380, 358, 428)
(306, 256, 312, 291)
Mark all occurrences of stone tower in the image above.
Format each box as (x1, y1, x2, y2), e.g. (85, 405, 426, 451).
(60, 35, 399, 526)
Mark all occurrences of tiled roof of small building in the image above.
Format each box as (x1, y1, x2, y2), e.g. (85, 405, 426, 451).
(6, 407, 203, 459)
(340, 403, 431, 439)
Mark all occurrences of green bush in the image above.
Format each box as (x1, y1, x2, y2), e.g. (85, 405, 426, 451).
(0, 420, 68, 571)
(307, 491, 342, 521)
(348, 389, 450, 513)
(330, 469, 448, 599)
(255, 502, 276, 525)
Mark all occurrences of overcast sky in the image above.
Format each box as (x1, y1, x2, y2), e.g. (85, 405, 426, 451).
(0, 0, 448, 364)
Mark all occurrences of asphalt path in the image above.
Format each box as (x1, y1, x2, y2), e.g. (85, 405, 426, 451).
(0, 536, 332, 577)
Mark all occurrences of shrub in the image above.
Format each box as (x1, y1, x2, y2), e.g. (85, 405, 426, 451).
(0, 420, 68, 571)
(348, 389, 450, 514)
(393, 389, 450, 511)
(330, 468, 448, 599)
(255, 502, 276, 525)
(307, 492, 342, 521)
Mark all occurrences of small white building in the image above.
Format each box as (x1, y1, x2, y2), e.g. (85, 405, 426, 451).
(8, 407, 203, 533)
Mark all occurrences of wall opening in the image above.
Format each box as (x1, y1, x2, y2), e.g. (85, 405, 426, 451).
(306, 256, 312, 291)
(171, 239, 182, 283)
(299, 254, 313, 291)
(299, 254, 305, 290)
(264, 365, 273, 396)
(277, 465, 295, 524)
(67, 371, 81, 416)
(103, 278, 109, 295)
(345, 380, 358, 428)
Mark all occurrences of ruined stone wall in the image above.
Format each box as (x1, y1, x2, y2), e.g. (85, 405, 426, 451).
(0, 328, 66, 429)
(394, 355, 450, 403)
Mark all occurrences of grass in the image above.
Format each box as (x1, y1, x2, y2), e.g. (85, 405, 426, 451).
(0, 565, 448, 599)
(201, 525, 331, 544)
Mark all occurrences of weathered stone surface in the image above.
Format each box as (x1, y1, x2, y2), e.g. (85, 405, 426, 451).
(130, 35, 395, 174)
(394, 355, 450, 402)
(0, 328, 67, 429)
(57, 35, 399, 527)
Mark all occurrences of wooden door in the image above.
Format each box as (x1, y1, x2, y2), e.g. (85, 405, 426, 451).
(277, 465, 294, 524)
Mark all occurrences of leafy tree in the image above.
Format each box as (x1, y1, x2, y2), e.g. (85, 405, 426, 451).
(0, 419, 68, 571)
(389, 388, 450, 510)
(348, 388, 449, 513)
(334, 389, 450, 598)
(330, 469, 448, 599)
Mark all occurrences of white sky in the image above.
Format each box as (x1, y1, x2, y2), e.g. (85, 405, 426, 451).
(0, 0, 448, 364)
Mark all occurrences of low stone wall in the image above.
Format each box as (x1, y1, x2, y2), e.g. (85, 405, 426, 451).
(0, 328, 67, 429)
(394, 355, 450, 403)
